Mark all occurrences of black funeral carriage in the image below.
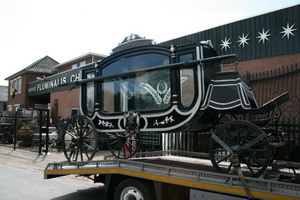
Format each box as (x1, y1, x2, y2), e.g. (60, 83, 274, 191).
(62, 35, 289, 177)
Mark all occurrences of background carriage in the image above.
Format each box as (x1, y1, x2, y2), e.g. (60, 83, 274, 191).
(61, 35, 289, 177)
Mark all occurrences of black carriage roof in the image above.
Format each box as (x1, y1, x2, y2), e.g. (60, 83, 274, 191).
(97, 34, 217, 67)
(112, 34, 216, 53)
(112, 34, 155, 54)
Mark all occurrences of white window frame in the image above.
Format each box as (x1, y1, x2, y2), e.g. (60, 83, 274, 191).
(72, 64, 77, 69)
(14, 104, 21, 111)
(7, 105, 12, 111)
(10, 76, 22, 96)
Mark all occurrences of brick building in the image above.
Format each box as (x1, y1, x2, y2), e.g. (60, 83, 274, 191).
(48, 52, 106, 124)
(27, 52, 106, 125)
(5, 56, 59, 111)
(5, 53, 106, 125)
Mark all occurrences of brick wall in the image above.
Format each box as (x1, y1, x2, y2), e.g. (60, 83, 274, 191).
(248, 63, 300, 122)
(223, 52, 300, 75)
(50, 88, 79, 119)
(221, 52, 300, 122)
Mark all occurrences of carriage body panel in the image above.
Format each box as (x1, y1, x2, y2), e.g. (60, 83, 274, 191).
(78, 40, 256, 133)
(201, 71, 259, 113)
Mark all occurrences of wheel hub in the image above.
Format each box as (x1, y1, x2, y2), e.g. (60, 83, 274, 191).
(123, 188, 143, 200)
(230, 145, 244, 152)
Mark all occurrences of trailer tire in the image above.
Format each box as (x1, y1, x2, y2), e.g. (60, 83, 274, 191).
(114, 179, 156, 200)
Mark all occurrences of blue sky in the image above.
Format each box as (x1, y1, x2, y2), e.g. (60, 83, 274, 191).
(0, 0, 299, 85)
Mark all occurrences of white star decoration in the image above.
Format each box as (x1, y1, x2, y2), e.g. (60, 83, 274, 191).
(257, 29, 271, 44)
(281, 23, 297, 39)
(220, 37, 231, 51)
(219, 22, 297, 51)
(238, 33, 250, 47)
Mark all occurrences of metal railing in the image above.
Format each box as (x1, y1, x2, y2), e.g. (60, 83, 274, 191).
(0, 109, 50, 154)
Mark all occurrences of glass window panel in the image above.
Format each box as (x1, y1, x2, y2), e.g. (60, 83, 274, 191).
(102, 81, 115, 112)
(72, 64, 77, 69)
(180, 69, 195, 107)
(179, 53, 193, 62)
(17, 78, 22, 93)
(179, 53, 195, 107)
(102, 54, 169, 76)
(102, 69, 170, 113)
(86, 73, 95, 115)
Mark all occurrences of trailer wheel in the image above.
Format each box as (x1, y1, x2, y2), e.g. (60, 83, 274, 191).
(114, 179, 156, 200)
(209, 120, 271, 177)
(62, 115, 98, 163)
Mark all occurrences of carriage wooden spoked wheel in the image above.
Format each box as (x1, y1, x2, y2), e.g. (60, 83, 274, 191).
(62, 115, 98, 163)
(106, 131, 141, 159)
(209, 120, 271, 177)
(106, 110, 142, 159)
(62, 111, 141, 161)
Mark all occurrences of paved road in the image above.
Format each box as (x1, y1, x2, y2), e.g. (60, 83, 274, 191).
(0, 163, 105, 200)
(0, 147, 110, 200)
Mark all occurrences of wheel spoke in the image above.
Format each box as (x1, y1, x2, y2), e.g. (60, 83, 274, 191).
(74, 120, 80, 136)
(110, 139, 119, 146)
(82, 142, 93, 149)
(216, 154, 231, 164)
(244, 160, 255, 176)
(125, 140, 137, 150)
(82, 148, 90, 160)
(74, 147, 79, 161)
(125, 142, 134, 154)
(226, 162, 233, 174)
(68, 149, 75, 160)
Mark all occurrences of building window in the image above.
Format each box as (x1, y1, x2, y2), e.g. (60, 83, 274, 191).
(14, 104, 20, 111)
(7, 105, 12, 111)
(71, 108, 78, 117)
(79, 61, 86, 67)
(10, 77, 22, 96)
(72, 64, 77, 69)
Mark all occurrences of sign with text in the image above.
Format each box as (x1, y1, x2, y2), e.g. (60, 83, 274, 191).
(27, 68, 81, 96)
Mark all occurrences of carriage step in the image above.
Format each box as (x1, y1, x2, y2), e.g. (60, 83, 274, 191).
(269, 142, 285, 148)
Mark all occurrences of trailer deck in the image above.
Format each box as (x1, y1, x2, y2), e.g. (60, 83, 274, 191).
(44, 151, 300, 200)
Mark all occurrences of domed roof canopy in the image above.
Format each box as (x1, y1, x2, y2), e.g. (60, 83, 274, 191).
(112, 34, 154, 54)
